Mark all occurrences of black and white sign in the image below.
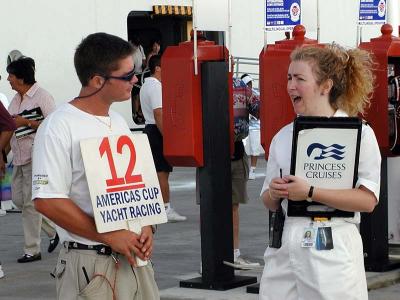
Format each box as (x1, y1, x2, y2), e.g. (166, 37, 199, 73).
(288, 117, 362, 218)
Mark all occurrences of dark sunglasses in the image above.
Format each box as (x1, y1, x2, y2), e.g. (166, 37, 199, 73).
(102, 69, 136, 82)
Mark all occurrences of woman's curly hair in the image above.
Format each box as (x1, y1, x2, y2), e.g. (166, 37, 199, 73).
(290, 44, 376, 116)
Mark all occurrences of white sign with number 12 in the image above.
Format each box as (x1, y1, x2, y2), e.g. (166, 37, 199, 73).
(80, 133, 167, 234)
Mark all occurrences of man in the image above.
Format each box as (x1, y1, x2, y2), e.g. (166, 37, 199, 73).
(7, 57, 58, 263)
(229, 76, 261, 269)
(130, 35, 146, 125)
(140, 54, 186, 222)
(33, 33, 159, 299)
(0, 89, 17, 278)
(131, 35, 146, 74)
(241, 74, 263, 180)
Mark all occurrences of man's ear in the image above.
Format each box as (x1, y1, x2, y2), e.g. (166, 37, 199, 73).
(88, 75, 105, 88)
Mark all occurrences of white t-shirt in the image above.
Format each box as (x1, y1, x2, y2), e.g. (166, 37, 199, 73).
(260, 109, 381, 224)
(132, 45, 146, 73)
(32, 103, 131, 245)
(139, 77, 162, 125)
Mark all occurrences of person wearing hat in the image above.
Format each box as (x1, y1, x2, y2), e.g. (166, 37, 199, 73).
(241, 74, 264, 180)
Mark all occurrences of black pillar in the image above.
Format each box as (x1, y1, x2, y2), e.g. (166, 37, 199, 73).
(179, 61, 256, 290)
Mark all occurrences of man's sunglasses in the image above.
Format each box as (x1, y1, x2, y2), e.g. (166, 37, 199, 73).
(102, 69, 136, 82)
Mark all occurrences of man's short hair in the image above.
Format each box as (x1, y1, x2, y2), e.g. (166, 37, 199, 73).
(6, 57, 36, 85)
(74, 32, 134, 86)
(149, 54, 161, 75)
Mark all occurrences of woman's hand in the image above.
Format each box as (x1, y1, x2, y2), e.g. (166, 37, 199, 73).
(283, 175, 310, 201)
(268, 177, 289, 201)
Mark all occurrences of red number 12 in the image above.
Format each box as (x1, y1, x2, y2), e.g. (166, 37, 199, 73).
(99, 136, 143, 187)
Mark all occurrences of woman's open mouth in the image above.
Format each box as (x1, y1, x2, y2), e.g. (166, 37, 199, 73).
(292, 96, 302, 103)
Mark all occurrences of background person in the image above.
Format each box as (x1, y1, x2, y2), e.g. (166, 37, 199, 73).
(241, 74, 264, 180)
(260, 44, 381, 300)
(140, 54, 186, 222)
(32, 32, 159, 299)
(131, 35, 146, 74)
(130, 35, 146, 125)
(0, 74, 12, 217)
(0, 93, 17, 278)
(228, 76, 261, 269)
(7, 57, 58, 263)
(145, 39, 160, 69)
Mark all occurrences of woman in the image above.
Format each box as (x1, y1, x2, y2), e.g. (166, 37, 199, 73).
(145, 39, 161, 68)
(7, 57, 59, 263)
(260, 44, 381, 300)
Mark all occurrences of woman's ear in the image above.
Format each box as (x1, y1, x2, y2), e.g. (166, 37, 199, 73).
(321, 79, 333, 96)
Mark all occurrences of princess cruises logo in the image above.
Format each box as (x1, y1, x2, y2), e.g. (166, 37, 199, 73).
(306, 143, 345, 161)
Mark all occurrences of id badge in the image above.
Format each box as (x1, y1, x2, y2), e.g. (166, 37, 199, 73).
(301, 227, 315, 248)
(315, 226, 334, 250)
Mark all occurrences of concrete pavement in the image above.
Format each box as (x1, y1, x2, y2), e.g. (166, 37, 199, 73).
(0, 159, 399, 299)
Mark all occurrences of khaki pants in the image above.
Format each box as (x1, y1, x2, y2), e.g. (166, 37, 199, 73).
(12, 163, 56, 255)
(54, 246, 159, 300)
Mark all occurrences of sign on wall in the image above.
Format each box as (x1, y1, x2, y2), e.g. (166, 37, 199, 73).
(265, 0, 301, 31)
(359, 0, 387, 25)
(80, 134, 167, 233)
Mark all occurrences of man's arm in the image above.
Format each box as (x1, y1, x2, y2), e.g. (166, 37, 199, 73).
(0, 131, 13, 177)
(0, 131, 13, 152)
(0, 102, 16, 177)
(154, 108, 163, 134)
(13, 115, 41, 130)
(34, 198, 153, 265)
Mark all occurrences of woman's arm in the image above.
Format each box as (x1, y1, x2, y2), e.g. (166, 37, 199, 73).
(284, 175, 377, 212)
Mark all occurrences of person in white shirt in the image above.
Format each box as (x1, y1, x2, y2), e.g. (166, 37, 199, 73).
(140, 54, 186, 222)
(130, 35, 147, 125)
(241, 74, 264, 180)
(32, 33, 159, 300)
(131, 35, 146, 74)
(259, 44, 381, 300)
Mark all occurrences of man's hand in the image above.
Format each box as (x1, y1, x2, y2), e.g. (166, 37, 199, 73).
(139, 226, 154, 259)
(101, 229, 146, 267)
(13, 115, 29, 128)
